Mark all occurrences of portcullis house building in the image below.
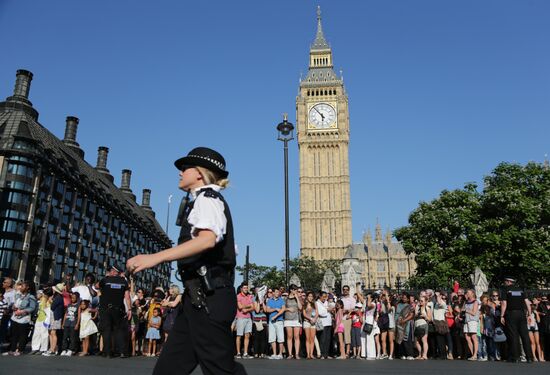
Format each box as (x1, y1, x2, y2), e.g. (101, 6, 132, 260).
(0, 70, 171, 290)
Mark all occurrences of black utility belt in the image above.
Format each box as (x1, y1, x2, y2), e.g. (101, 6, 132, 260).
(101, 304, 124, 310)
(182, 276, 233, 292)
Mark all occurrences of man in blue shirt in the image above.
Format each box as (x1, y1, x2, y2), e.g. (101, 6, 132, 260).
(264, 288, 285, 359)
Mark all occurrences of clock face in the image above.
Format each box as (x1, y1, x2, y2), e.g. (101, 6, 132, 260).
(308, 103, 336, 129)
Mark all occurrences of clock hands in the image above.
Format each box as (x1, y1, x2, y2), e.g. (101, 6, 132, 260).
(313, 107, 325, 121)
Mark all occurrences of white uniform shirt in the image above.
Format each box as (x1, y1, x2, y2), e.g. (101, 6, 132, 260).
(316, 300, 332, 327)
(188, 184, 227, 244)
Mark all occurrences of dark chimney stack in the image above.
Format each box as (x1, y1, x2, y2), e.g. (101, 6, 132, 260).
(63, 116, 80, 147)
(13, 70, 33, 100)
(120, 169, 136, 200)
(141, 189, 154, 217)
(142, 189, 151, 208)
(95, 147, 114, 182)
(96, 147, 109, 171)
(121, 169, 132, 191)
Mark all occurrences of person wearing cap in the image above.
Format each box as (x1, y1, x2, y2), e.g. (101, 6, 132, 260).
(126, 147, 245, 375)
(500, 277, 534, 362)
(42, 283, 65, 356)
(98, 263, 131, 358)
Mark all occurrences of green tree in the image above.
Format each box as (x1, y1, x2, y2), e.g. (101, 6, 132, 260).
(395, 162, 550, 289)
(236, 262, 285, 288)
(236, 256, 342, 291)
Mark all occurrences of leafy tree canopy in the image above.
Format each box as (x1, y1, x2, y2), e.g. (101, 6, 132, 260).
(395, 162, 550, 289)
(236, 256, 341, 291)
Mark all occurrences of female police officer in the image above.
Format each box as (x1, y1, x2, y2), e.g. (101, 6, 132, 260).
(127, 147, 246, 375)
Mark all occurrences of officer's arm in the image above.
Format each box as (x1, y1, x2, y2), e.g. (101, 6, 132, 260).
(129, 229, 216, 273)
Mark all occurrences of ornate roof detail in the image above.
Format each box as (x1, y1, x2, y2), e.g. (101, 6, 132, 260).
(311, 6, 330, 50)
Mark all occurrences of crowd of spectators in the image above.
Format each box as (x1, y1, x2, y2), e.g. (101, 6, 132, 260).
(1, 275, 549, 364)
(233, 282, 550, 362)
(0, 273, 181, 358)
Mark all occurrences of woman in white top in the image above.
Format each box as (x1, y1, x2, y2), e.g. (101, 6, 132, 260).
(414, 296, 432, 360)
(302, 291, 318, 359)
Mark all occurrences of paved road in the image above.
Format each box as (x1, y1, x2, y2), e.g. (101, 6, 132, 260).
(1, 355, 548, 375)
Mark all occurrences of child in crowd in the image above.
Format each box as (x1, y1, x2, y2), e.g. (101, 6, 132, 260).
(350, 303, 363, 358)
(77, 300, 98, 356)
(146, 307, 162, 357)
(334, 300, 346, 359)
(479, 304, 496, 361)
(60, 292, 80, 356)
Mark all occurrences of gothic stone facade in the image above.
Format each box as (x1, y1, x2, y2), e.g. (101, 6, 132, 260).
(341, 224, 417, 293)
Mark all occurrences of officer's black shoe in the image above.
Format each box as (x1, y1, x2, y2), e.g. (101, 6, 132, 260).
(119, 354, 130, 359)
(109, 353, 120, 359)
(526, 358, 534, 363)
(507, 359, 519, 363)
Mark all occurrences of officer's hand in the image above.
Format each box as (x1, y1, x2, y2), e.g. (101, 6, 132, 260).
(127, 254, 160, 274)
(127, 310, 132, 321)
(500, 317, 505, 325)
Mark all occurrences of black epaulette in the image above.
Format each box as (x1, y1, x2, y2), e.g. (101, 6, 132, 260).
(198, 188, 221, 200)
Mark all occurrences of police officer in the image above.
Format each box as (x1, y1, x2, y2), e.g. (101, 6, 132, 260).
(127, 147, 246, 375)
(500, 276, 534, 362)
(98, 263, 131, 358)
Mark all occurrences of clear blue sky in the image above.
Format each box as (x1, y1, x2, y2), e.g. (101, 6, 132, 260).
(1, 1, 549, 284)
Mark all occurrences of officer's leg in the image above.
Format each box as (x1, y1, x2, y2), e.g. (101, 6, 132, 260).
(194, 287, 246, 375)
(100, 309, 113, 356)
(113, 309, 128, 355)
(153, 298, 199, 375)
(505, 312, 519, 360)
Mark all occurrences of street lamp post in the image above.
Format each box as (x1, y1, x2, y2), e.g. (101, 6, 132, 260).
(276, 114, 294, 288)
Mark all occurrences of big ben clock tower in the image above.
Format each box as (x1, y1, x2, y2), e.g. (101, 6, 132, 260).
(297, 7, 352, 260)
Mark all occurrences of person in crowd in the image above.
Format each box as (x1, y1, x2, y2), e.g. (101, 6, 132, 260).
(315, 291, 333, 359)
(1, 280, 36, 356)
(377, 291, 392, 359)
(445, 295, 455, 359)
(452, 293, 467, 359)
(479, 301, 496, 361)
(537, 294, 549, 360)
(302, 291, 318, 359)
(386, 294, 396, 360)
(0, 277, 16, 347)
(340, 285, 355, 357)
(235, 283, 254, 358)
(433, 291, 450, 360)
(265, 288, 285, 359)
(284, 284, 302, 359)
(43, 283, 65, 356)
(146, 307, 162, 357)
(98, 264, 131, 358)
(133, 288, 148, 356)
(463, 289, 479, 360)
(130, 299, 141, 357)
(0, 290, 7, 347)
(501, 277, 534, 363)
(349, 302, 362, 359)
(252, 288, 268, 358)
(60, 291, 80, 356)
(333, 299, 346, 359)
(528, 297, 545, 362)
(414, 295, 431, 360)
(30, 289, 50, 354)
(77, 299, 98, 356)
(161, 284, 182, 345)
(396, 292, 415, 360)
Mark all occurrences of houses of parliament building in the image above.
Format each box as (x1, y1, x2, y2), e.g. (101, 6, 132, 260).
(297, 7, 416, 289)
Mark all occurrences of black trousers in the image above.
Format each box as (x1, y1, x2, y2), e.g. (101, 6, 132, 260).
(99, 307, 128, 356)
(505, 310, 533, 360)
(252, 322, 268, 356)
(61, 326, 79, 352)
(318, 326, 332, 358)
(153, 287, 246, 375)
(435, 333, 448, 359)
(9, 321, 29, 352)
